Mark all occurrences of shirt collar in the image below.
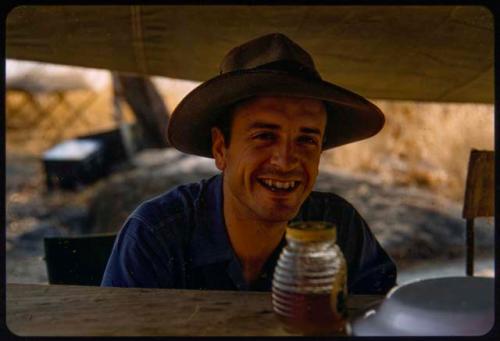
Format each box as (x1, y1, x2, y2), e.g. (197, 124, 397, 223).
(189, 173, 234, 267)
(188, 173, 292, 290)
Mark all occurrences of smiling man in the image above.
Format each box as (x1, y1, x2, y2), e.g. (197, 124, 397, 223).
(101, 33, 397, 294)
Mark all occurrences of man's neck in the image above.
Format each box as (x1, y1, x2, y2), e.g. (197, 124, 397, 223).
(222, 183, 286, 283)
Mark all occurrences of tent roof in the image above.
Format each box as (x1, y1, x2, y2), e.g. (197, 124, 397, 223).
(6, 5, 494, 103)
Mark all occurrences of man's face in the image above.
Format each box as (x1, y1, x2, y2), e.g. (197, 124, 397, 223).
(212, 96, 327, 223)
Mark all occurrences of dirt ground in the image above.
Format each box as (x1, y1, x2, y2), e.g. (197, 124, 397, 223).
(5, 147, 494, 284)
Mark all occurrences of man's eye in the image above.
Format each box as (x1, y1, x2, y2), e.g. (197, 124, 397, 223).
(254, 132, 276, 141)
(298, 136, 318, 145)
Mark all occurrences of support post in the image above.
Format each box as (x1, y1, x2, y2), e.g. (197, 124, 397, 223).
(466, 218, 474, 276)
(111, 73, 136, 164)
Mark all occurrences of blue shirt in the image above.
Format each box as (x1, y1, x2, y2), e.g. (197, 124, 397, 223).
(101, 173, 397, 294)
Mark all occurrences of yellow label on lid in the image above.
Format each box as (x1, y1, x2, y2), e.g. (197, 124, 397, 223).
(286, 221, 337, 242)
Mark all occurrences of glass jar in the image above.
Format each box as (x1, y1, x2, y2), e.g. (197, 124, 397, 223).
(272, 221, 348, 335)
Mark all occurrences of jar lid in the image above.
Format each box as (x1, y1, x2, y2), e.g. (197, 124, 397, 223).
(286, 221, 337, 242)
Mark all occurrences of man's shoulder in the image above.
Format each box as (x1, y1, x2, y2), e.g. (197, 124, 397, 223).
(129, 174, 220, 231)
(307, 190, 355, 209)
(297, 190, 359, 223)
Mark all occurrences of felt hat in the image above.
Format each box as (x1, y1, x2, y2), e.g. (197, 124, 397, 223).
(167, 33, 385, 157)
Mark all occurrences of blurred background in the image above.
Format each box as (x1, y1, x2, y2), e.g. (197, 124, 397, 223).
(5, 5, 495, 287)
(5, 60, 494, 285)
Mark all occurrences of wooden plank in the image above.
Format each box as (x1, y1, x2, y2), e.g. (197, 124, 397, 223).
(462, 149, 494, 219)
(6, 283, 382, 336)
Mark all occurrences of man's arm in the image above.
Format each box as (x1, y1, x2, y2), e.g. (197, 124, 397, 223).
(340, 208, 397, 295)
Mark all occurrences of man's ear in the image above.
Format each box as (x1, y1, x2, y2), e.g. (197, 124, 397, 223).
(211, 127, 227, 171)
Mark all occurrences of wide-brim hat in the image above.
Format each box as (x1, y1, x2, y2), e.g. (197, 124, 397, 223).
(167, 33, 385, 158)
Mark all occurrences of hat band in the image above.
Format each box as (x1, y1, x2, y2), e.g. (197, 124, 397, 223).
(223, 60, 322, 81)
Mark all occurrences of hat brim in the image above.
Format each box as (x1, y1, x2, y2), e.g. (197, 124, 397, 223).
(167, 69, 385, 158)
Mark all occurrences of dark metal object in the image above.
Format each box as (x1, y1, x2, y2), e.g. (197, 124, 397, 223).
(42, 139, 106, 190)
(76, 124, 142, 170)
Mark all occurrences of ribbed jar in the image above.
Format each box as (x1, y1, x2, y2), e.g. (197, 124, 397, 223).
(272, 221, 348, 335)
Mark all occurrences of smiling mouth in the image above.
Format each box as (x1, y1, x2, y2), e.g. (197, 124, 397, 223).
(257, 178, 301, 193)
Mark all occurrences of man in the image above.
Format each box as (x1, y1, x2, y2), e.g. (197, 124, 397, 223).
(101, 33, 397, 294)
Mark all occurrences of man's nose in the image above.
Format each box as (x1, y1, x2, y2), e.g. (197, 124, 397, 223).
(270, 140, 299, 171)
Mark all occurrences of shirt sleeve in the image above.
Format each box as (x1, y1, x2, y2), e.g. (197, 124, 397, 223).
(340, 208, 397, 295)
(100, 216, 175, 288)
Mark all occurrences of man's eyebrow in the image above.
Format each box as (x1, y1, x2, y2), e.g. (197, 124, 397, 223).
(248, 122, 280, 130)
(248, 122, 322, 135)
(300, 127, 321, 135)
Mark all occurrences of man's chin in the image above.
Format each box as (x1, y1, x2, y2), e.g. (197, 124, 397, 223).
(250, 190, 304, 222)
(256, 205, 300, 223)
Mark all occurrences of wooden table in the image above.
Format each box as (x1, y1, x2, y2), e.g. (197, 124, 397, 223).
(6, 283, 383, 336)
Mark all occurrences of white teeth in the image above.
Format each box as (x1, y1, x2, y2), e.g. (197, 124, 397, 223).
(260, 179, 298, 190)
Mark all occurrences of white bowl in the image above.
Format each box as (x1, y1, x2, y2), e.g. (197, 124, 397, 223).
(351, 276, 494, 336)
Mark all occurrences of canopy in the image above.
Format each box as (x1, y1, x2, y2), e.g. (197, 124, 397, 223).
(6, 5, 493, 103)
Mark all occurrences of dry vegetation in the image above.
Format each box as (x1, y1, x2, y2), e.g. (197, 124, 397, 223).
(6, 77, 494, 204)
(322, 100, 494, 202)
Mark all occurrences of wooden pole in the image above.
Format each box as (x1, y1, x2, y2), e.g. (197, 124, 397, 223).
(466, 218, 474, 276)
(115, 73, 170, 148)
(111, 73, 136, 163)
